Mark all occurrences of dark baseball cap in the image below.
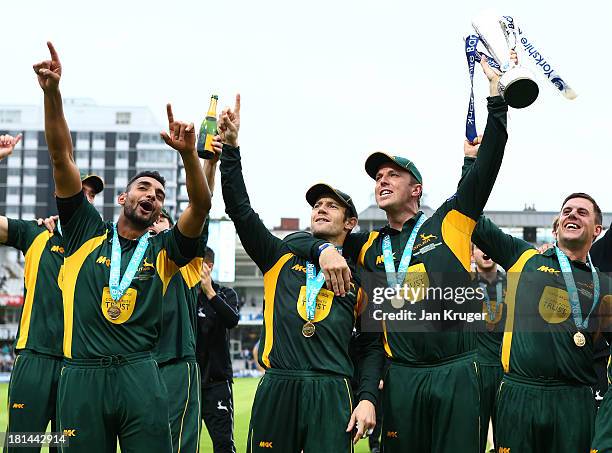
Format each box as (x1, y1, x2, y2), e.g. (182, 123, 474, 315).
(160, 208, 175, 226)
(80, 171, 104, 194)
(364, 152, 423, 184)
(306, 183, 358, 219)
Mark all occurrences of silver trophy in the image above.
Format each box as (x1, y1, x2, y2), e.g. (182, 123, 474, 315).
(472, 10, 539, 108)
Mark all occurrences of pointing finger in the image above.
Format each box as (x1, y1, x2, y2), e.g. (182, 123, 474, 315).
(234, 93, 241, 115)
(47, 41, 60, 64)
(166, 103, 174, 125)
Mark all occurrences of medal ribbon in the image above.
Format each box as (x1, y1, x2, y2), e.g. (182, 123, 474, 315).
(479, 279, 504, 322)
(464, 35, 500, 142)
(554, 245, 600, 330)
(305, 262, 326, 322)
(382, 214, 427, 288)
(305, 246, 343, 322)
(109, 223, 150, 302)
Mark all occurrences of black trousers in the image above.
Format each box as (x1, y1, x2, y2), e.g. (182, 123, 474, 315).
(201, 380, 236, 453)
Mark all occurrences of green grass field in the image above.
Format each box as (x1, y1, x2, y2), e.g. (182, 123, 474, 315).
(0, 379, 373, 452)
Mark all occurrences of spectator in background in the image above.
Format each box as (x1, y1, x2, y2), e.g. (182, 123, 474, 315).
(196, 247, 240, 453)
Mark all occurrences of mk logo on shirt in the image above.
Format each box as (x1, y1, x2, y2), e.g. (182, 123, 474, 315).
(11, 403, 24, 409)
(50, 245, 65, 254)
(96, 256, 111, 267)
(63, 429, 76, 437)
(292, 264, 307, 273)
(498, 448, 510, 453)
(376, 253, 395, 265)
(258, 441, 273, 448)
(386, 431, 398, 438)
(537, 265, 560, 275)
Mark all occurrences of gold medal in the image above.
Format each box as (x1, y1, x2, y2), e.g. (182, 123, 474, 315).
(573, 331, 586, 347)
(302, 322, 316, 338)
(107, 305, 121, 321)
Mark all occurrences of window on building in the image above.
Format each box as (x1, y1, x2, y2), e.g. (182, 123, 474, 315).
(7, 187, 19, 195)
(139, 133, 162, 144)
(93, 132, 105, 141)
(23, 187, 35, 195)
(77, 132, 89, 141)
(116, 112, 131, 125)
(0, 109, 21, 124)
(117, 132, 129, 142)
(91, 150, 105, 160)
(117, 151, 128, 160)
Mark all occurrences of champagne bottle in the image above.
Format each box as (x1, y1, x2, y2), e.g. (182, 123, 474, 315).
(197, 95, 218, 159)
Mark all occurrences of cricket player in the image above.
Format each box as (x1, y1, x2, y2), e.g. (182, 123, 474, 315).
(286, 54, 511, 452)
(217, 95, 385, 452)
(33, 41, 211, 452)
(151, 146, 218, 453)
(472, 244, 506, 452)
(0, 133, 104, 453)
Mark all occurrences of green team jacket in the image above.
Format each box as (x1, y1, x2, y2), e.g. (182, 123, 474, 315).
(472, 216, 612, 385)
(59, 194, 196, 359)
(220, 145, 384, 404)
(475, 271, 507, 365)
(153, 223, 209, 364)
(286, 96, 509, 365)
(4, 219, 66, 357)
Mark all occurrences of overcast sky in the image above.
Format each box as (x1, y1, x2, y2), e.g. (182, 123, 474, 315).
(1, 0, 610, 227)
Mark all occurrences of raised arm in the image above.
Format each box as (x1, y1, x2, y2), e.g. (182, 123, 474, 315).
(33, 42, 81, 198)
(218, 95, 284, 273)
(0, 134, 22, 243)
(472, 216, 535, 272)
(454, 54, 514, 220)
(161, 104, 211, 238)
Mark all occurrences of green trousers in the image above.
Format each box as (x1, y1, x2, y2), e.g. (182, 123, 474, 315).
(4, 350, 63, 453)
(479, 363, 503, 453)
(56, 352, 171, 453)
(246, 369, 354, 453)
(381, 352, 480, 453)
(159, 359, 201, 453)
(589, 382, 612, 452)
(495, 374, 595, 453)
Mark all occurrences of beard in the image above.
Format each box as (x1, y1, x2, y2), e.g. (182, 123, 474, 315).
(124, 202, 157, 229)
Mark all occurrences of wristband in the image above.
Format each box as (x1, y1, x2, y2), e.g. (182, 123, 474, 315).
(317, 242, 335, 256)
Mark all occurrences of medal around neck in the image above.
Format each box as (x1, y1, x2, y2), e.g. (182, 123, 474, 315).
(109, 223, 150, 302)
(303, 262, 326, 338)
(554, 245, 600, 348)
(573, 332, 586, 347)
(472, 10, 538, 108)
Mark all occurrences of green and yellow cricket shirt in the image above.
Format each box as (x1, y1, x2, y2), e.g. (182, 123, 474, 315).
(473, 216, 612, 385)
(154, 231, 208, 365)
(287, 96, 509, 365)
(475, 271, 507, 365)
(57, 193, 197, 359)
(220, 145, 384, 403)
(4, 220, 65, 357)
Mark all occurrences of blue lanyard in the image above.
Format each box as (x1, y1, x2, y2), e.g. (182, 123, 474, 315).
(305, 262, 326, 322)
(480, 279, 503, 322)
(305, 247, 343, 321)
(554, 245, 600, 330)
(382, 214, 427, 288)
(109, 223, 150, 302)
(464, 35, 501, 142)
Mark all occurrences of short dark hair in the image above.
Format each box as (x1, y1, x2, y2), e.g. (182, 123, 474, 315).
(204, 246, 215, 263)
(561, 192, 602, 225)
(552, 215, 559, 232)
(126, 171, 166, 191)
